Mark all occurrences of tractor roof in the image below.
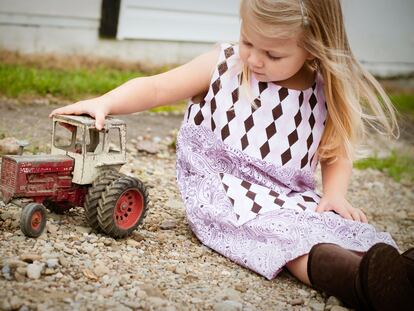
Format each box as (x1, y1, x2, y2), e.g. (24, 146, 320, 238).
(53, 114, 125, 128)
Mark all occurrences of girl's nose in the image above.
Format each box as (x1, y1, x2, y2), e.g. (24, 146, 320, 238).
(248, 50, 264, 68)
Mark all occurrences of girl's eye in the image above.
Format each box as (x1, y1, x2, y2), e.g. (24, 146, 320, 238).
(242, 40, 252, 47)
(267, 53, 281, 61)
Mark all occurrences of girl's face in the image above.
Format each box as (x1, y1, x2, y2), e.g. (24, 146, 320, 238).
(239, 21, 313, 83)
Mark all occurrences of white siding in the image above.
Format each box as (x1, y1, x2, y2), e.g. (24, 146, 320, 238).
(0, 0, 101, 53)
(0, 0, 412, 76)
(117, 0, 240, 42)
(342, 0, 414, 76)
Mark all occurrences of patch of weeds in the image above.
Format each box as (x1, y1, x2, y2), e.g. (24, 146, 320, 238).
(0, 63, 144, 100)
(354, 150, 414, 183)
(390, 93, 414, 119)
(149, 101, 187, 114)
(0, 132, 5, 139)
(25, 145, 46, 154)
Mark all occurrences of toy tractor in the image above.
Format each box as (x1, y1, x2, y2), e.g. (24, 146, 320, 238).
(0, 115, 148, 238)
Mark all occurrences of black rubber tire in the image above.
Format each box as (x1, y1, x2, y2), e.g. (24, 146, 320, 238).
(20, 203, 47, 238)
(97, 176, 149, 238)
(84, 170, 122, 231)
(44, 200, 73, 214)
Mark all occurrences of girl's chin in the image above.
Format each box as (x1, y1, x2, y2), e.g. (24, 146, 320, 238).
(252, 72, 269, 81)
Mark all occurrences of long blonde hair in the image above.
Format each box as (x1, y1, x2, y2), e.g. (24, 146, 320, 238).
(240, 0, 398, 162)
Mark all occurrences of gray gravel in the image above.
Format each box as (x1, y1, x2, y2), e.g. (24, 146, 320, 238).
(1, 113, 413, 311)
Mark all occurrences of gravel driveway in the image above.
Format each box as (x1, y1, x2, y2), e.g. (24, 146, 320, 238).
(1, 102, 413, 311)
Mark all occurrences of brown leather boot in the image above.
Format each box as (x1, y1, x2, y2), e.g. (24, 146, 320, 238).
(307, 243, 370, 309)
(308, 243, 414, 311)
(359, 243, 413, 311)
(402, 248, 414, 286)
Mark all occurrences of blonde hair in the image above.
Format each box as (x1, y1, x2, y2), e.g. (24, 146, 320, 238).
(240, 0, 399, 162)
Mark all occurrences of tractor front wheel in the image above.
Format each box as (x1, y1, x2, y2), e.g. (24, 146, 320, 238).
(20, 203, 47, 238)
(97, 176, 148, 238)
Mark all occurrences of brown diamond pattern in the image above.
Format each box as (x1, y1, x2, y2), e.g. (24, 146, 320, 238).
(251, 202, 262, 213)
(260, 142, 270, 159)
(294, 110, 302, 127)
(231, 88, 239, 104)
(302, 195, 316, 202)
(309, 113, 316, 129)
(269, 190, 280, 198)
(309, 93, 317, 110)
(272, 104, 283, 121)
(241, 134, 249, 150)
(218, 61, 228, 76)
(258, 82, 268, 94)
(307, 134, 313, 149)
(211, 119, 216, 131)
(288, 129, 299, 146)
(265, 122, 277, 139)
(224, 46, 234, 59)
(278, 87, 288, 102)
(194, 110, 204, 125)
(274, 197, 285, 207)
(221, 124, 230, 141)
(226, 110, 235, 123)
(241, 180, 251, 189)
(246, 190, 256, 200)
(210, 97, 217, 114)
(253, 98, 262, 109)
(300, 153, 308, 168)
(212, 78, 221, 95)
(222, 183, 229, 192)
(297, 203, 306, 210)
(244, 115, 254, 132)
(299, 92, 304, 106)
(281, 148, 292, 165)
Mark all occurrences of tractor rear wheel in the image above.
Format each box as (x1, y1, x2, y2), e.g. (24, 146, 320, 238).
(20, 203, 47, 238)
(97, 176, 148, 238)
(84, 170, 122, 231)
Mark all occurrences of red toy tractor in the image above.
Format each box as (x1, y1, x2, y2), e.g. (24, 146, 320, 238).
(0, 115, 149, 238)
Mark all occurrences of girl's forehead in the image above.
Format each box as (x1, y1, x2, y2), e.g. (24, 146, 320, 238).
(241, 21, 300, 51)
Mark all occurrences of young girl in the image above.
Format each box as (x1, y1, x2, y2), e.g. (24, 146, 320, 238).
(50, 0, 413, 309)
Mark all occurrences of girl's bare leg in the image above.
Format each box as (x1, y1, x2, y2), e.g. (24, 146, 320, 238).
(285, 254, 311, 286)
(285, 249, 365, 287)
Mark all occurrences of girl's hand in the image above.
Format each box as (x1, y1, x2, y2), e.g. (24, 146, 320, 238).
(316, 195, 368, 223)
(49, 97, 109, 130)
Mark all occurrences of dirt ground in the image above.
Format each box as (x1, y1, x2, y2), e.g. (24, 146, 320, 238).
(0, 98, 413, 311)
(0, 100, 184, 151)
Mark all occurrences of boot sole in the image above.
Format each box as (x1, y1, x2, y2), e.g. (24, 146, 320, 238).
(359, 243, 413, 311)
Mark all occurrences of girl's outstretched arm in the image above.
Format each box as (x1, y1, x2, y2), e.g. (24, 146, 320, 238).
(49, 48, 219, 129)
(316, 155, 368, 223)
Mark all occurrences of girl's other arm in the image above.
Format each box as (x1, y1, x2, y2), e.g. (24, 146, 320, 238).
(316, 155, 368, 223)
(50, 48, 219, 129)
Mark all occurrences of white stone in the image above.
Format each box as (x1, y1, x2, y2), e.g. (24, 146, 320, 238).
(26, 263, 43, 279)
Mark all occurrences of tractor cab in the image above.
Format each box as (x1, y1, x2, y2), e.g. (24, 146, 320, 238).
(51, 115, 127, 185)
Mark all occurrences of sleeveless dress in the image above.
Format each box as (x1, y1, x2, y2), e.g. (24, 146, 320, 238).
(176, 43, 396, 279)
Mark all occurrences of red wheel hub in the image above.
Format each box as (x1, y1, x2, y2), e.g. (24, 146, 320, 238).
(31, 211, 43, 231)
(114, 189, 144, 230)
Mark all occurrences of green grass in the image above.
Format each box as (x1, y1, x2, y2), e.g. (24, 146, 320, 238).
(0, 63, 144, 100)
(0, 63, 185, 113)
(354, 151, 414, 183)
(390, 94, 414, 118)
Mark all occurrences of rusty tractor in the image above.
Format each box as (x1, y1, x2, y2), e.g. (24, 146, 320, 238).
(0, 115, 149, 238)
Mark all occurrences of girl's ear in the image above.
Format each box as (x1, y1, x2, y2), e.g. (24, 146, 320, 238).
(306, 51, 316, 61)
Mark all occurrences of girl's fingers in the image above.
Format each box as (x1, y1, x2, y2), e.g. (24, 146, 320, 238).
(340, 209, 353, 221)
(315, 201, 327, 213)
(49, 103, 86, 117)
(350, 209, 361, 222)
(94, 111, 106, 130)
(359, 209, 368, 223)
